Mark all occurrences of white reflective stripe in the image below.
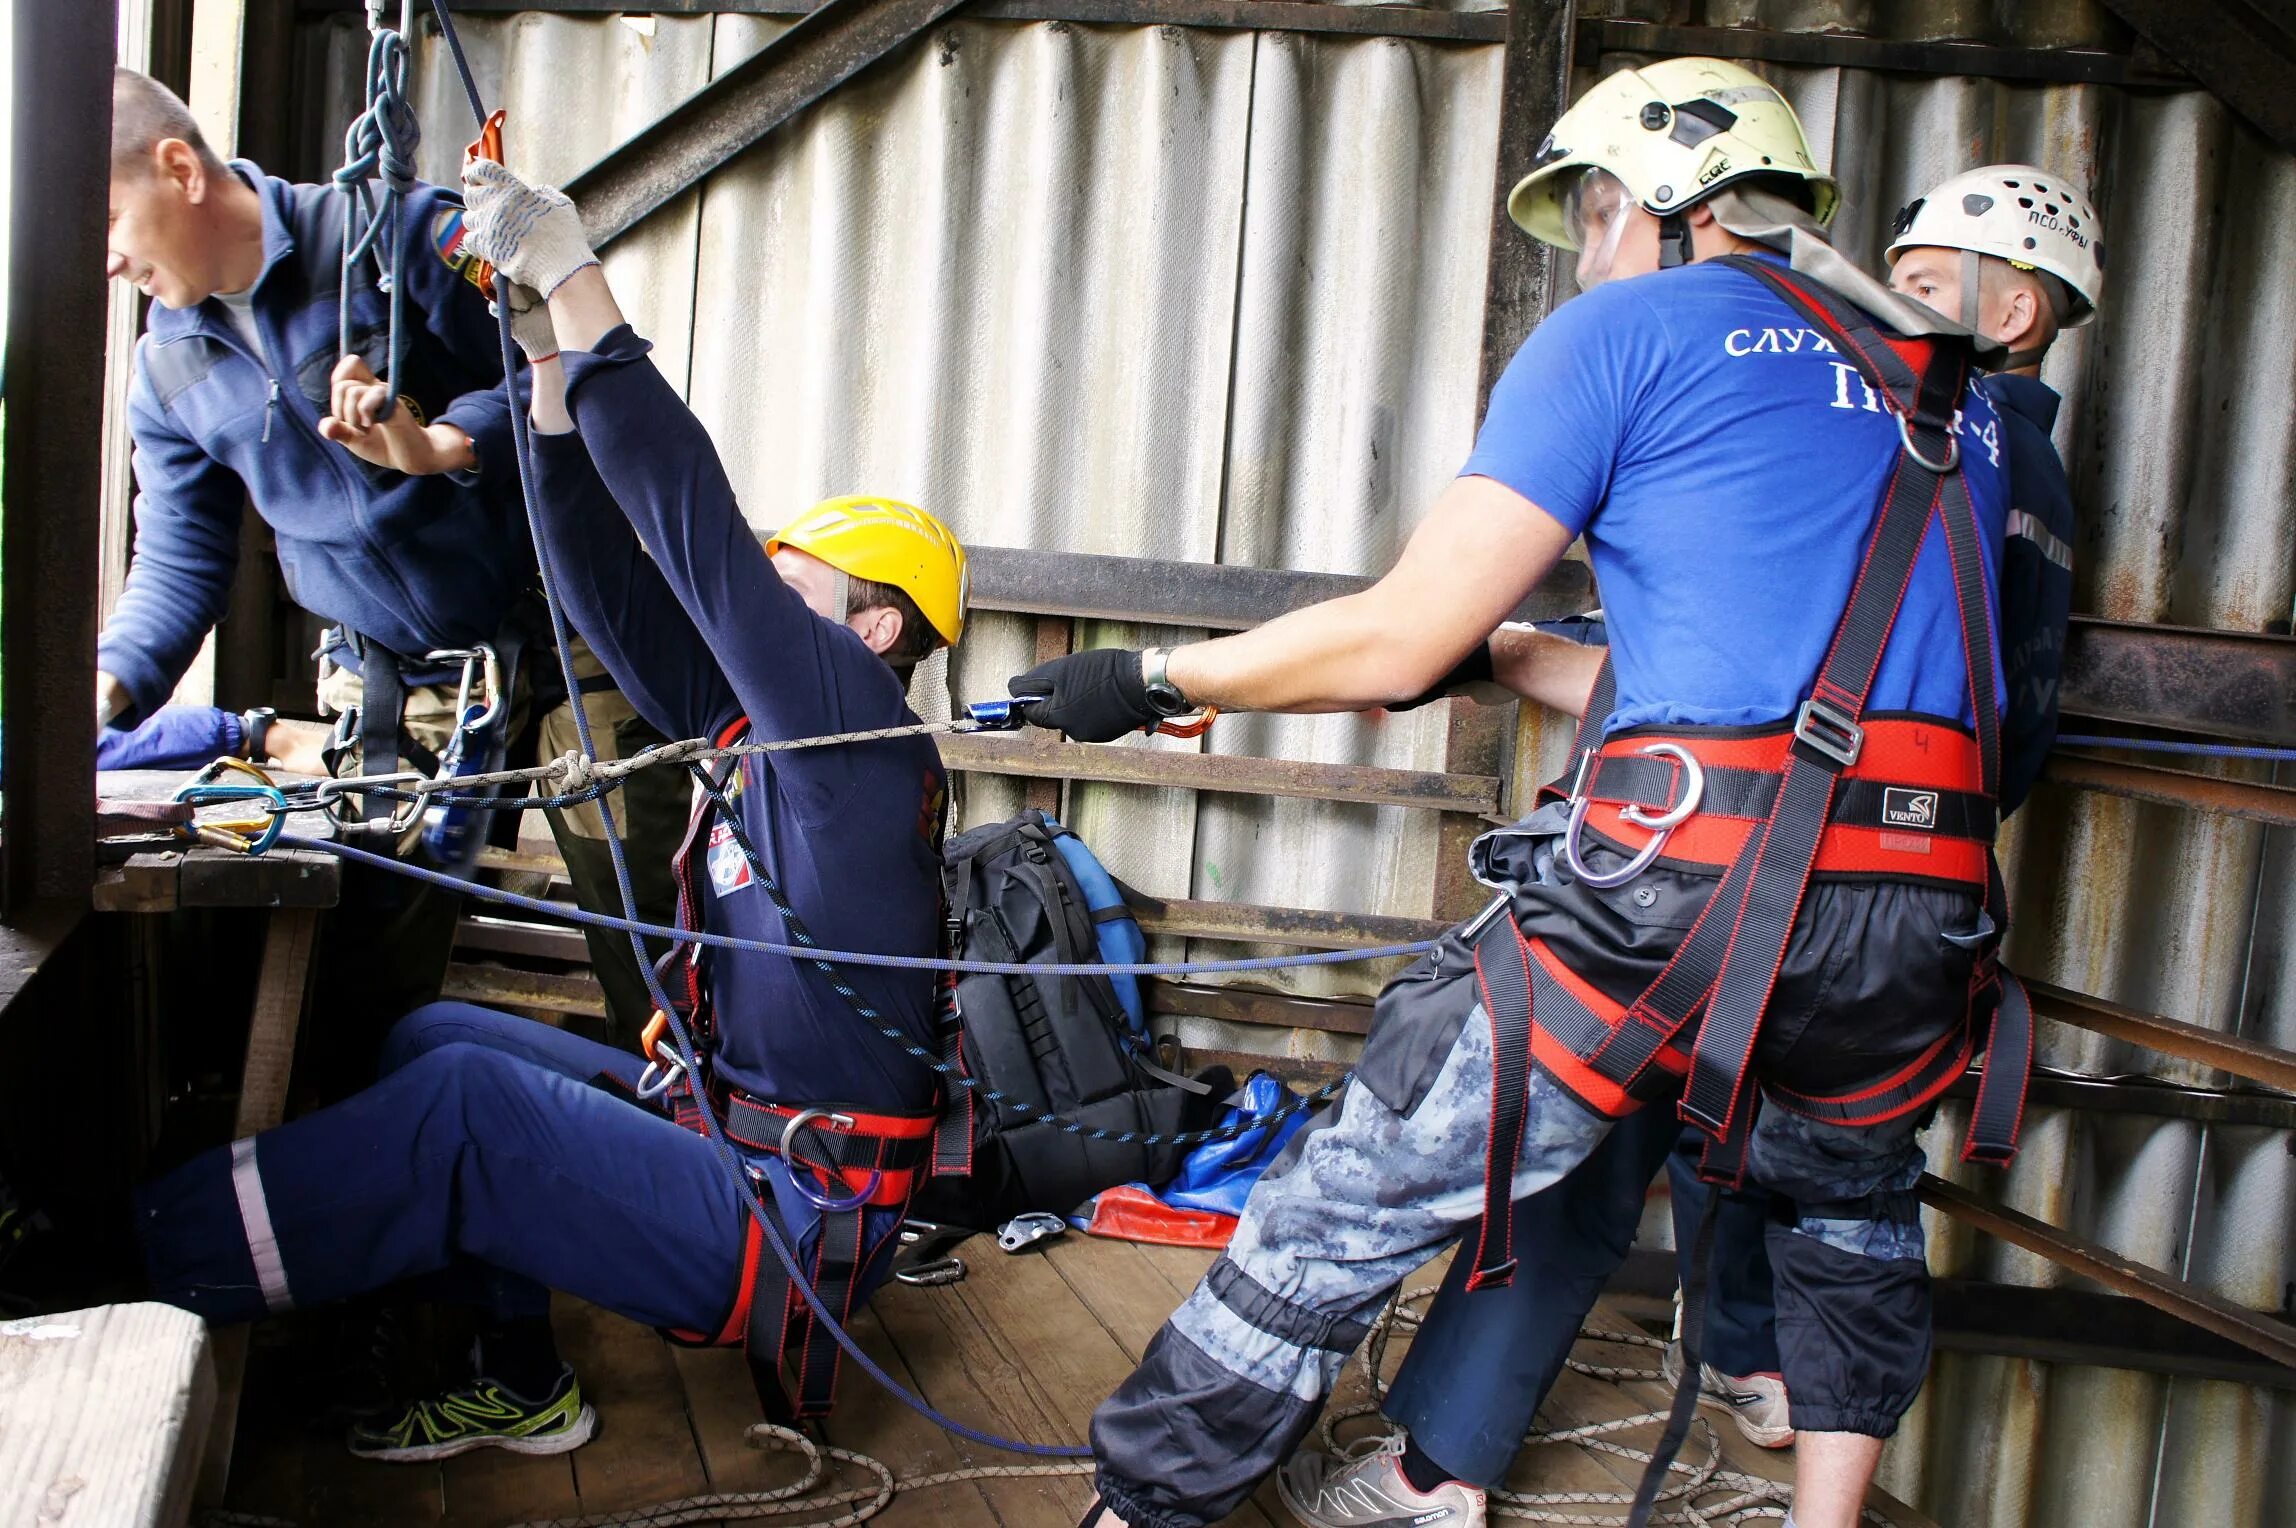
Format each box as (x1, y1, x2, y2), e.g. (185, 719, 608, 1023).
(229, 1137, 295, 1314)
(2006, 509, 2073, 572)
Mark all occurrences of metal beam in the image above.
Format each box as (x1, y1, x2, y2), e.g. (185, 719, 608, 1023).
(937, 732, 1501, 813)
(309, 0, 1510, 43)
(1921, 1174, 2296, 1372)
(2044, 751, 2296, 829)
(967, 544, 1596, 631)
(1577, 16, 2192, 89)
(2098, 0, 2296, 154)
(4, 0, 112, 908)
(562, 0, 972, 247)
(2061, 616, 2296, 747)
(2030, 980, 2296, 1093)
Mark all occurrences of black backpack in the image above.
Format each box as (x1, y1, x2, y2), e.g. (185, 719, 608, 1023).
(908, 811, 1226, 1232)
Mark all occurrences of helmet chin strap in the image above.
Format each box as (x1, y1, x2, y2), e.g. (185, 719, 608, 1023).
(1658, 211, 1694, 270)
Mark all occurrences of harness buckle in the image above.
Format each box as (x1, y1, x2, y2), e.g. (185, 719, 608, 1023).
(1561, 742, 1705, 890)
(780, 1108, 882, 1213)
(1791, 697, 1865, 769)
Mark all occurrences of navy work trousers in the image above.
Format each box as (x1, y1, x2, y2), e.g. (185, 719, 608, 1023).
(138, 1002, 904, 1344)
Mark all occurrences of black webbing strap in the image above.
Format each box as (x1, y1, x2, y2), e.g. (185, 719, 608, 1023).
(359, 643, 404, 823)
(791, 1207, 868, 1418)
(742, 1181, 801, 1424)
(1538, 654, 1618, 807)
(1679, 261, 1973, 1172)
(1466, 914, 1535, 1290)
(1627, 1182, 1720, 1528)
(1964, 971, 2033, 1164)
(1583, 754, 1995, 841)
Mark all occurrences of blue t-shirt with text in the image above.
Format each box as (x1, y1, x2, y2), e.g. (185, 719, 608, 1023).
(1463, 256, 2010, 736)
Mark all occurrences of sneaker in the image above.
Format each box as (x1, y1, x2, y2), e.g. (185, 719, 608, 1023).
(1661, 1340, 1795, 1449)
(1277, 1433, 1485, 1528)
(345, 1365, 597, 1462)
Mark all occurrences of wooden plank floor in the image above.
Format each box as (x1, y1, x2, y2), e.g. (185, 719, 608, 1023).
(222, 1235, 1936, 1528)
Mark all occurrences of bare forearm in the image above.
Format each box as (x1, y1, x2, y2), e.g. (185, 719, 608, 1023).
(1490, 625, 1605, 717)
(548, 266, 628, 355)
(527, 355, 574, 435)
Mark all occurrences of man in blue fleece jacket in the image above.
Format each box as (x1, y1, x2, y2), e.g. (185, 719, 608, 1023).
(97, 68, 681, 1054)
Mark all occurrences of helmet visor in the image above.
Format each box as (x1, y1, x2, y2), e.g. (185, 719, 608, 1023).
(1564, 167, 1635, 292)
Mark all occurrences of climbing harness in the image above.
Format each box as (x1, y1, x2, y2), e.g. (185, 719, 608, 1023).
(416, 642, 506, 871)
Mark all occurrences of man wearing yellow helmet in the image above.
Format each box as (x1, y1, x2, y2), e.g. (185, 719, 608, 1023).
(1017, 59, 2027, 1528)
(134, 164, 968, 1459)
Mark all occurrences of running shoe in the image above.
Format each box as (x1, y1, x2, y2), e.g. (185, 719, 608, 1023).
(1661, 1340, 1795, 1449)
(346, 1364, 597, 1461)
(1277, 1432, 1486, 1528)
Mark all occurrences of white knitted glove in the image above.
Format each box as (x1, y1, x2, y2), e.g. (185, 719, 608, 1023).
(494, 281, 559, 364)
(459, 159, 598, 299)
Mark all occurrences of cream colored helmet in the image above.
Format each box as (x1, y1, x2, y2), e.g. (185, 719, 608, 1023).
(1508, 57, 1837, 254)
(1886, 164, 2102, 324)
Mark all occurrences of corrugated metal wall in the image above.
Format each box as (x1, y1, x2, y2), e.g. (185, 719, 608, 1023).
(310, 6, 2293, 1521)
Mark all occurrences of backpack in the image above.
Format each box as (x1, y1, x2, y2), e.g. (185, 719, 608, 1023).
(909, 810, 1226, 1231)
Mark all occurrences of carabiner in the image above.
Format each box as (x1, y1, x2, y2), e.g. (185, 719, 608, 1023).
(172, 781, 290, 855)
(1560, 742, 1705, 890)
(315, 771, 427, 835)
(780, 1109, 882, 1213)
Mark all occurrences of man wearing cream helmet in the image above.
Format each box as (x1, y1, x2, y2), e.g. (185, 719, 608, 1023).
(1016, 57, 2023, 1528)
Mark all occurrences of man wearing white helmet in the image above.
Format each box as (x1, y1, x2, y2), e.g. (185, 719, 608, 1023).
(1015, 58, 2032, 1528)
(1890, 164, 2100, 810)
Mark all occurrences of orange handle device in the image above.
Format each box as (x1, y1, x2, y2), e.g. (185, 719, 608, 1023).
(1151, 706, 1219, 741)
(462, 110, 507, 300)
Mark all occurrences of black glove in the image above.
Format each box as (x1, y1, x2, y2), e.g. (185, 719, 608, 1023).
(1008, 648, 1159, 742)
(1386, 641, 1496, 712)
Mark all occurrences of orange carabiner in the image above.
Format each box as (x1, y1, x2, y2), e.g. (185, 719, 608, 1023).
(640, 1007, 672, 1068)
(1151, 706, 1220, 741)
(461, 109, 508, 300)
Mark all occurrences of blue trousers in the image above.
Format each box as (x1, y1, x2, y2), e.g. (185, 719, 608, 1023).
(1383, 1112, 1782, 1487)
(137, 1002, 904, 1344)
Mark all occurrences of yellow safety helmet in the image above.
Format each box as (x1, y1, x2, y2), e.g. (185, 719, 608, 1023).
(1508, 57, 1837, 250)
(765, 495, 970, 649)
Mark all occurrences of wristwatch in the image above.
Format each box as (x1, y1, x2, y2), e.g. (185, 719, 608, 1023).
(241, 706, 278, 763)
(1140, 648, 1191, 718)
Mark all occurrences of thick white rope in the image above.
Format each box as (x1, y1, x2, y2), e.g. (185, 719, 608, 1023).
(200, 1286, 1925, 1528)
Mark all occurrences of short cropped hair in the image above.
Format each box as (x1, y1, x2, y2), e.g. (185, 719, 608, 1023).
(847, 576, 941, 671)
(112, 67, 225, 178)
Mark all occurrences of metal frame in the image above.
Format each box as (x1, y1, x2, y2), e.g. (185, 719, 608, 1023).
(3, 0, 113, 912)
(1577, 17, 2193, 89)
(2098, 0, 2296, 153)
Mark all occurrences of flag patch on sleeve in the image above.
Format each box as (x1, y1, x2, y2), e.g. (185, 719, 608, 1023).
(431, 207, 486, 290)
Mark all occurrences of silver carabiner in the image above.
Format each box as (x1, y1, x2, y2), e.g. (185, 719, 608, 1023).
(1896, 410, 1960, 473)
(634, 1053, 686, 1102)
(1561, 742, 1705, 890)
(781, 1109, 881, 1213)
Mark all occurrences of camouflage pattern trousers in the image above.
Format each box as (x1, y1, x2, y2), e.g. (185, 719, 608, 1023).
(1089, 810, 1970, 1528)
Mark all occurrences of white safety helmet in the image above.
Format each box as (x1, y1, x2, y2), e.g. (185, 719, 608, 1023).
(1509, 56, 1837, 274)
(1886, 164, 2103, 326)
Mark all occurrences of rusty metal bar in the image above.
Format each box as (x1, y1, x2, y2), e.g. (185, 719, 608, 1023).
(966, 544, 1595, 632)
(1579, 17, 2190, 88)
(312, 0, 1510, 43)
(2029, 979, 2296, 1094)
(3, 0, 112, 910)
(2061, 617, 2296, 747)
(1130, 895, 1448, 950)
(562, 0, 971, 247)
(1920, 1175, 2296, 1371)
(2044, 751, 2296, 828)
(1151, 980, 1372, 1036)
(937, 732, 1501, 813)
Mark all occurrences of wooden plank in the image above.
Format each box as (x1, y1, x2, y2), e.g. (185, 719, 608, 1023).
(554, 1301, 714, 1515)
(0, 1304, 215, 1528)
(866, 1263, 1091, 1527)
(2029, 980, 2296, 1093)
(1130, 896, 1448, 951)
(798, 1304, 1003, 1528)
(1026, 617, 1074, 818)
(442, 962, 610, 1022)
(1151, 982, 1373, 1037)
(937, 733, 1501, 815)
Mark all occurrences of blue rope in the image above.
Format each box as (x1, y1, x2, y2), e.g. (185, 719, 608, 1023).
(420, 0, 1095, 1457)
(335, 16, 421, 416)
(2057, 735, 2296, 764)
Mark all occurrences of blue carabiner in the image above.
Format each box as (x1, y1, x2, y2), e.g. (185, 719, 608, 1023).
(172, 781, 289, 854)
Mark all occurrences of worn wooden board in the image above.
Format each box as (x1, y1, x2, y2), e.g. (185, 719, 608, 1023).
(0, 1304, 215, 1528)
(555, 1299, 713, 1515)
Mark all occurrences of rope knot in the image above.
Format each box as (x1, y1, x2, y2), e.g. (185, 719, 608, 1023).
(556, 750, 596, 797)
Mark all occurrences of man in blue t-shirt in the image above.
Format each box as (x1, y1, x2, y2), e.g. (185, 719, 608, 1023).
(1285, 164, 2105, 1511)
(132, 163, 969, 1460)
(1012, 60, 2016, 1528)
